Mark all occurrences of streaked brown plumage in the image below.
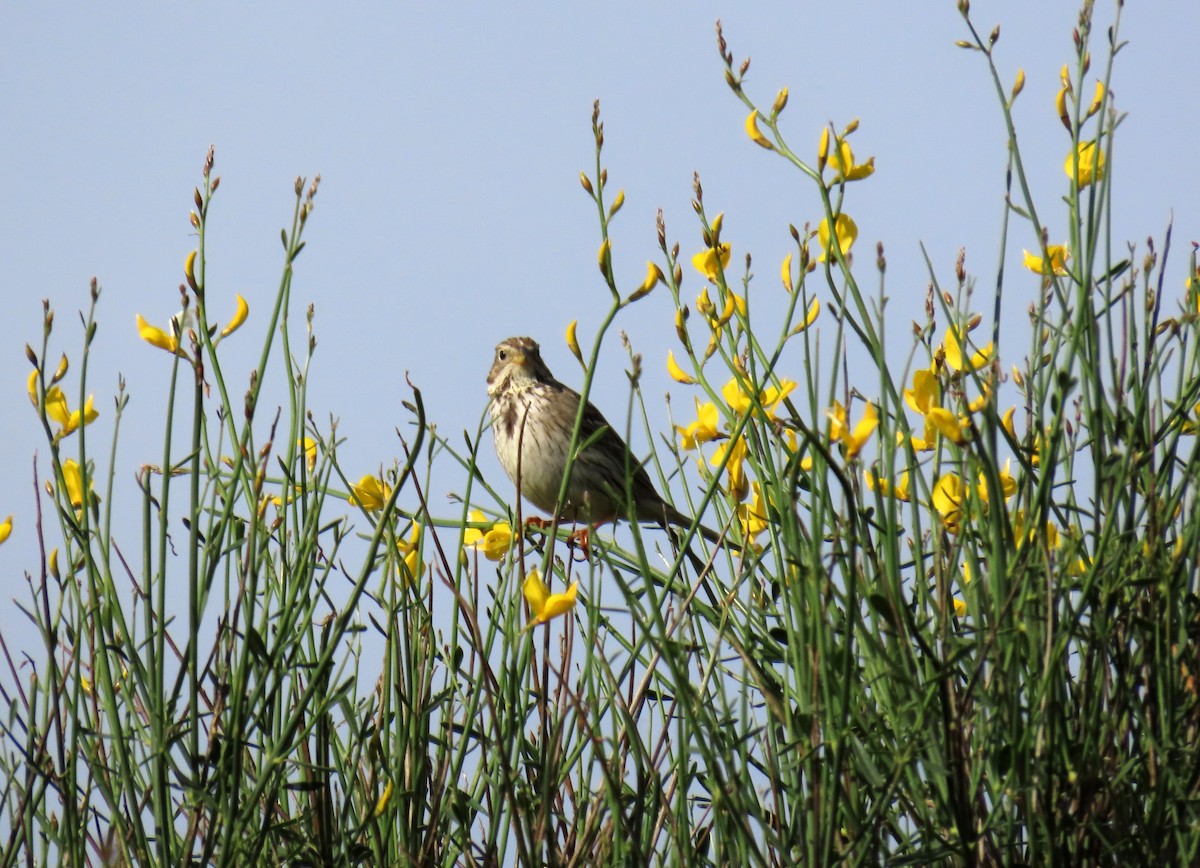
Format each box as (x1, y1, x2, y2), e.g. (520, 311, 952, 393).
(486, 336, 722, 545)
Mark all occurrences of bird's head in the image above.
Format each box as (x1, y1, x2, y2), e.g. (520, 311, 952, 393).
(487, 336, 554, 394)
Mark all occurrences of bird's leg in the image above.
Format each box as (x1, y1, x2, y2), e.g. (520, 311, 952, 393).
(566, 526, 592, 561)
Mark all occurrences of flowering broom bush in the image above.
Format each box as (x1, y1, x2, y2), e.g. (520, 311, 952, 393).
(4, 1, 1200, 864)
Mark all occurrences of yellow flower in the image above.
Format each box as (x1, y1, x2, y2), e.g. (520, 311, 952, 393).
(828, 400, 878, 461)
(827, 139, 875, 182)
(31, 374, 99, 440)
(1065, 140, 1105, 188)
(374, 781, 394, 818)
(925, 407, 968, 445)
(667, 351, 697, 385)
(1022, 245, 1070, 276)
(789, 298, 821, 336)
(736, 481, 770, 542)
(904, 367, 939, 415)
(722, 377, 796, 418)
(941, 327, 993, 374)
(817, 214, 857, 263)
(1011, 509, 1063, 551)
(932, 473, 964, 533)
(299, 437, 317, 472)
(953, 598, 968, 618)
(61, 459, 93, 512)
(396, 522, 422, 583)
(629, 260, 663, 301)
(348, 474, 391, 512)
(676, 400, 720, 450)
(523, 569, 579, 627)
(976, 458, 1017, 504)
(463, 510, 514, 562)
(219, 293, 249, 339)
(1086, 80, 1106, 118)
(1002, 406, 1017, 439)
(136, 313, 181, 354)
(745, 110, 773, 150)
(0, 515, 11, 545)
(865, 469, 910, 502)
(692, 244, 732, 282)
(711, 436, 749, 501)
(565, 320, 582, 363)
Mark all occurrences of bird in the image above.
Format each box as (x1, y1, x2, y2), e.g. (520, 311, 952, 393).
(486, 336, 725, 548)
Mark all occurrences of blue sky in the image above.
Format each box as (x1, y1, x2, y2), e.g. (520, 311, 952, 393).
(2, 2, 1198, 645)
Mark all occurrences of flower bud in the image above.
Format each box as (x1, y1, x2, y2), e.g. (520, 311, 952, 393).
(565, 319, 582, 363)
(580, 172, 594, 195)
(1010, 68, 1025, 102)
(597, 238, 611, 278)
(745, 110, 773, 150)
(771, 86, 789, 116)
(608, 189, 625, 218)
(52, 353, 69, 384)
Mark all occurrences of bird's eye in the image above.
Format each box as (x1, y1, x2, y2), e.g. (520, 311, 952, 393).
(498, 349, 508, 362)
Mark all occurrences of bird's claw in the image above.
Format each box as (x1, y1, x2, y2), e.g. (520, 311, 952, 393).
(567, 527, 592, 561)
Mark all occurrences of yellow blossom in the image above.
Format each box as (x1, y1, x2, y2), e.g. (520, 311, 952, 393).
(219, 294, 249, 338)
(722, 377, 796, 418)
(1023, 244, 1070, 277)
(1065, 140, 1105, 188)
(925, 407, 969, 444)
(780, 253, 793, 290)
(523, 569, 579, 627)
(817, 214, 857, 263)
(692, 244, 732, 282)
(136, 313, 182, 354)
(1012, 510, 1063, 551)
(865, 469, 910, 502)
(827, 139, 875, 182)
(789, 298, 821, 336)
(60, 459, 93, 512)
(1086, 80, 1105, 117)
(711, 436, 749, 501)
(0, 515, 11, 545)
(1002, 406, 1018, 439)
(904, 367, 939, 415)
(745, 110, 773, 150)
(629, 261, 663, 301)
(942, 327, 993, 374)
(953, 598, 968, 618)
(374, 781, 394, 818)
(676, 400, 720, 450)
(396, 522, 422, 583)
(666, 350, 697, 385)
(299, 437, 317, 472)
(184, 249, 198, 289)
(348, 474, 391, 512)
(736, 481, 771, 542)
(464, 510, 515, 562)
(565, 320, 582, 364)
(828, 400, 878, 461)
(932, 473, 964, 533)
(976, 458, 1017, 504)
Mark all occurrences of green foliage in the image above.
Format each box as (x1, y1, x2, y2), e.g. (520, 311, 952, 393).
(4, 2, 1200, 865)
